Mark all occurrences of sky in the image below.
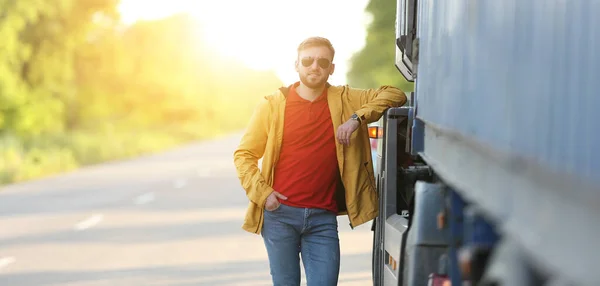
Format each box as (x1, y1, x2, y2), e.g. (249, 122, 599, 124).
(118, 0, 371, 85)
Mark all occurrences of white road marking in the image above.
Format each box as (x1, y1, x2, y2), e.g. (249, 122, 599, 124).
(174, 178, 187, 188)
(74, 214, 103, 231)
(134, 192, 155, 205)
(0, 257, 15, 270)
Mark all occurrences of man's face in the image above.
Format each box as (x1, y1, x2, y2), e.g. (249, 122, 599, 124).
(295, 46, 335, 89)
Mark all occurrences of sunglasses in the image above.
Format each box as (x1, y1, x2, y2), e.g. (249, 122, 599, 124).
(300, 57, 331, 69)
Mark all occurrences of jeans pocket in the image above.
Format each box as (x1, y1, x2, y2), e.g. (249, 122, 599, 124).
(266, 202, 282, 212)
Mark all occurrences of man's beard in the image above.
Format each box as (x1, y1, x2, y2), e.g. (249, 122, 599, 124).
(299, 73, 328, 89)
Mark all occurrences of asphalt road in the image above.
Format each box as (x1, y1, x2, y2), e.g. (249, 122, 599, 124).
(0, 132, 375, 286)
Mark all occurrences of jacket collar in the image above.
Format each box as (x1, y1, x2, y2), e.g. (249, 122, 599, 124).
(278, 82, 332, 98)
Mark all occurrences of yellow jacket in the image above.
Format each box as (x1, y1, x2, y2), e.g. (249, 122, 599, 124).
(233, 83, 407, 234)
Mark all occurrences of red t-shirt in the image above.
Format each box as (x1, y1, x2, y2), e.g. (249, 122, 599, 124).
(272, 82, 339, 213)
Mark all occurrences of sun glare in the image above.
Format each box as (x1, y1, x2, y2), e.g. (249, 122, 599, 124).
(118, 0, 370, 84)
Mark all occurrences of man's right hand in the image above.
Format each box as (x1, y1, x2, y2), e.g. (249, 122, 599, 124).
(265, 191, 288, 211)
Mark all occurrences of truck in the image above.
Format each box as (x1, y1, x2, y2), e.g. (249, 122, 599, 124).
(369, 0, 600, 285)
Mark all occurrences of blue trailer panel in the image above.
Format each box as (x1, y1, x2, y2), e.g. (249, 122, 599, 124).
(417, 0, 600, 182)
(413, 0, 600, 284)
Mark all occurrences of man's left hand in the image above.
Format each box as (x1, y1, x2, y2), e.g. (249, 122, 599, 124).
(337, 119, 360, 146)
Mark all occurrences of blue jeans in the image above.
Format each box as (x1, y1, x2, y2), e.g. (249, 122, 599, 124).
(261, 203, 340, 286)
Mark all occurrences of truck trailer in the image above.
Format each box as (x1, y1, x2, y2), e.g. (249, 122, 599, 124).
(370, 0, 600, 285)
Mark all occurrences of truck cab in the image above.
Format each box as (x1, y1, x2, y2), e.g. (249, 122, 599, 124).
(370, 102, 446, 286)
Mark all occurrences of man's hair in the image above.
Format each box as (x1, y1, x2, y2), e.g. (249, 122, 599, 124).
(297, 37, 335, 60)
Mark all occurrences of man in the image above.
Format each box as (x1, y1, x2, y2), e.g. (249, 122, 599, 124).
(233, 36, 407, 286)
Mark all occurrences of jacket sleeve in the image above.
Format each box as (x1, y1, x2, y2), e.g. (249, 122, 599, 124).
(233, 97, 275, 208)
(348, 85, 408, 124)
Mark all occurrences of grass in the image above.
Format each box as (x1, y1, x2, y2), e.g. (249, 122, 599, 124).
(0, 121, 243, 186)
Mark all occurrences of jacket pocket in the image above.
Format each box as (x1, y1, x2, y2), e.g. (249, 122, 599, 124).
(363, 162, 377, 192)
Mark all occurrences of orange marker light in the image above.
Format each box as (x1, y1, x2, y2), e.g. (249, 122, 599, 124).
(368, 126, 383, 139)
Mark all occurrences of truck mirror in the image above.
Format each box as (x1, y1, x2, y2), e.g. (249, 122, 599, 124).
(395, 0, 418, 82)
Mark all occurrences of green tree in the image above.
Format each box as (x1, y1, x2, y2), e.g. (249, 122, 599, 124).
(347, 0, 414, 92)
(0, 3, 282, 185)
(0, 0, 119, 183)
(0, 0, 118, 139)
